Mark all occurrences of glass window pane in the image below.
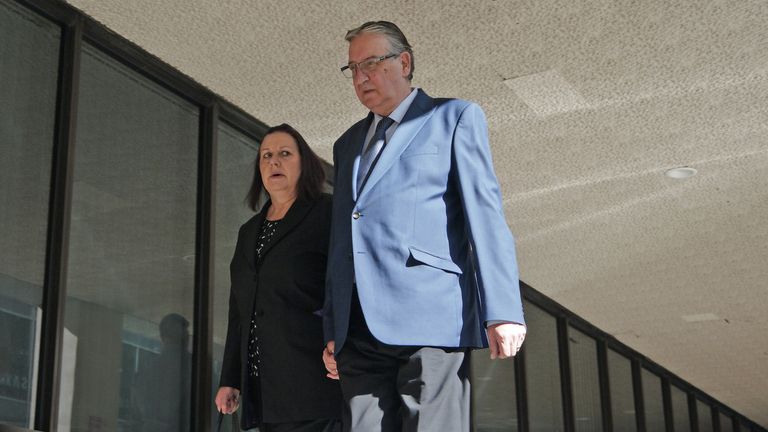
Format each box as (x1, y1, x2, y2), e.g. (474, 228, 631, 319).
(568, 327, 602, 432)
(211, 122, 260, 431)
(0, 0, 60, 427)
(472, 348, 518, 431)
(62, 43, 198, 432)
(641, 369, 664, 432)
(719, 412, 734, 432)
(671, 385, 691, 432)
(607, 350, 636, 432)
(524, 301, 564, 432)
(697, 400, 713, 432)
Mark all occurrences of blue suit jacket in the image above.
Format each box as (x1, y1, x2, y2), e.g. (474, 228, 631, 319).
(324, 89, 524, 352)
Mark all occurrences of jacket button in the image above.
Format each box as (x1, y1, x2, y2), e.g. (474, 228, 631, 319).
(352, 211, 361, 220)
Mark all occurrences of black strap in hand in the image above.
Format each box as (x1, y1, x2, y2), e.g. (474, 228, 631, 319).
(216, 411, 239, 432)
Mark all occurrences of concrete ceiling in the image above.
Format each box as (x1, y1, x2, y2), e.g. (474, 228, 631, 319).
(59, 0, 768, 426)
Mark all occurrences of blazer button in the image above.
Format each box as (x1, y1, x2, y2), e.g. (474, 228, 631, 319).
(352, 211, 361, 220)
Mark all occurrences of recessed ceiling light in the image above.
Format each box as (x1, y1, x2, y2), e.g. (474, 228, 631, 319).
(665, 167, 697, 179)
(682, 313, 720, 323)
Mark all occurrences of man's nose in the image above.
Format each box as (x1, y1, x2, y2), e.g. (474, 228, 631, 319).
(353, 69, 368, 85)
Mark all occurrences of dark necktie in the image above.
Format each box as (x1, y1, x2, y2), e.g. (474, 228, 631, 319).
(357, 116, 394, 194)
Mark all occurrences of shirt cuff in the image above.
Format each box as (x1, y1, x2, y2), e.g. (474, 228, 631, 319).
(485, 320, 525, 328)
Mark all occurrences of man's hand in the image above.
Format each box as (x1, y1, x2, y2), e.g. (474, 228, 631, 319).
(214, 386, 240, 414)
(323, 340, 339, 380)
(487, 323, 526, 359)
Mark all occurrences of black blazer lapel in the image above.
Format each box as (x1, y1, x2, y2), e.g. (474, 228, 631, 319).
(241, 208, 266, 272)
(255, 198, 315, 266)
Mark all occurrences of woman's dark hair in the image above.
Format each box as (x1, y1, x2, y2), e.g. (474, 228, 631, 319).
(246, 123, 326, 211)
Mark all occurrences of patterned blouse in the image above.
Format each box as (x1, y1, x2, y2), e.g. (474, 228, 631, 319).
(247, 218, 280, 377)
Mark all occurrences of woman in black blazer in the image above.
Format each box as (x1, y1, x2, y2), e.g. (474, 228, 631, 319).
(215, 124, 341, 432)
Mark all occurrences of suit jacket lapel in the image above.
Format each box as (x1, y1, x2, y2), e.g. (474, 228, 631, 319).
(350, 113, 374, 202)
(358, 90, 435, 200)
(255, 198, 314, 266)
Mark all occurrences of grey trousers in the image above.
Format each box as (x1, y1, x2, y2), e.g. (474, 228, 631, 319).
(336, 296, 470, 432)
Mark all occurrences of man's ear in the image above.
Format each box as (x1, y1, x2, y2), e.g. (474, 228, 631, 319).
(400, 52, 412, 78)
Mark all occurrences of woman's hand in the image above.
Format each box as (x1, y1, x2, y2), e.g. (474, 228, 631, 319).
(323, 341, 339, 380)
(215, 386, 241, 414)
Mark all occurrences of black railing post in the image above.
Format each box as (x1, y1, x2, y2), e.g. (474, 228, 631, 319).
(35, 11, 82, 432)
(191, 102, 218, 432)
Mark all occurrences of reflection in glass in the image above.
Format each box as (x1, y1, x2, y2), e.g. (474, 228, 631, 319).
(63, 43, 198, 431)
(641, 369, 664, 432)
(568, 327, 602, 432)
(671, 385, 691, 432)
(607, 350, 636, 432)
(212, 122, 260, 431)
(0, 0, 59, 427)
(472, 348, 518, 431)
(524, 301, 564, 432)
(697, 399, 713, 432)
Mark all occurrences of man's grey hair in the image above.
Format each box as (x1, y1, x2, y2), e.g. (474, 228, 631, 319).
(345, 21, 414, 81)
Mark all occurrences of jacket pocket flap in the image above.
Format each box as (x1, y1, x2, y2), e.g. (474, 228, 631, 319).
(408, 247, 463, 274)
(401, 144, 438, 158)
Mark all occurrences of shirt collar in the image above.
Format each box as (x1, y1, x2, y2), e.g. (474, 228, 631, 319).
(373, 87, 419, 125)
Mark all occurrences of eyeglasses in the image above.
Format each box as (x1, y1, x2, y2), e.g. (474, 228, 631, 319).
(340, 53, 399, 78)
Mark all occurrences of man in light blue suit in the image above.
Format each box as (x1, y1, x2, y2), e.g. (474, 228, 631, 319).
(322, 21, 526, 432)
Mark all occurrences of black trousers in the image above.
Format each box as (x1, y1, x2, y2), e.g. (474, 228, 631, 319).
(336, 290, 470, 432)
(260, 419, 341, 432)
